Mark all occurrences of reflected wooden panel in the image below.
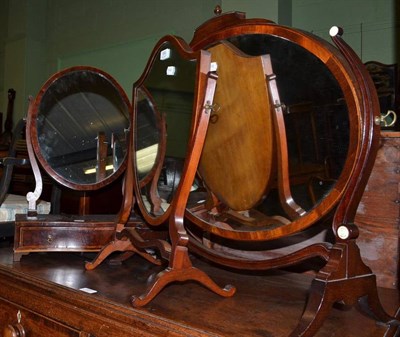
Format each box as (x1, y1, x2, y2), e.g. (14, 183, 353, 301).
(198, 41, 275, 212)
(187, 33, 350, 239)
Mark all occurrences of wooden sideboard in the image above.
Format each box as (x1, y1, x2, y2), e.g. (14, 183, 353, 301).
(0, 245, 398, 337)
(356, 131, 400, 289)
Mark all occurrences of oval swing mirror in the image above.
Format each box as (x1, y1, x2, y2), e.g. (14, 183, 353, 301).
(31, 66, 131, 190)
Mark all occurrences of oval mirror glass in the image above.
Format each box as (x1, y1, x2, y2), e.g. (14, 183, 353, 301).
(133, 40, 200, 221)
(187, 33, 351, 237)
(32, 67, 130, 189)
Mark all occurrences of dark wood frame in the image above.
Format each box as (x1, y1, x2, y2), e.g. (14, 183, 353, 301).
(28, 66, 131, 192)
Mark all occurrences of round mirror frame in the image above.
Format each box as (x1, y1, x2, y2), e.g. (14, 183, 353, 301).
(185, 17, 379, 242)
(30, 66, 131, 191)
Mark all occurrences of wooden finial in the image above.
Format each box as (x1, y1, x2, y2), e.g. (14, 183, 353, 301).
(214, 5, 222, 15)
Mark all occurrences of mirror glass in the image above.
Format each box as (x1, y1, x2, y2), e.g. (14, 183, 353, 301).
(187, 34, 350, 231)
(35, 68, 130, 187)
(134, 41, 198, 217)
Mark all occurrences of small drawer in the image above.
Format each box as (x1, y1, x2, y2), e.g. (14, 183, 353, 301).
(16, 226, 114, 251)
(14, 216, 116, 260)
(0, 298, 85, 336)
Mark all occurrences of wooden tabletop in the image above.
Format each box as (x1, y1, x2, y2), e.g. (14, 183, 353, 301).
(0, 243, 398, 336)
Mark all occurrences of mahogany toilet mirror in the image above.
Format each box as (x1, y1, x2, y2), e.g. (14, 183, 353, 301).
(26, 66, 131, 213)
(85, 11, 399, 336)
(85, 34, 236, 303)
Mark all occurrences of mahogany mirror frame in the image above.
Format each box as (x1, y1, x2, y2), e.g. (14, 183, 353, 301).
(185, 14, 379, 245)
(28, 66, 131, 192)
(131, 35, 216, 227)
(85, 34, 237, 306)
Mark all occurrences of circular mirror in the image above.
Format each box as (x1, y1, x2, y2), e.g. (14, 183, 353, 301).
(31, 67, 130, 190)
(186, 24, 360, 244)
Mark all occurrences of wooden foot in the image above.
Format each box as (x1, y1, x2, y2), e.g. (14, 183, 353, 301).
(13, 252, 29, 262)
(131, 245, 236, 307)
(290, 274, 398, 336)
(85, 238, 161, 271)
(290, 242, 400, 336)
(108, 251, 136, 265)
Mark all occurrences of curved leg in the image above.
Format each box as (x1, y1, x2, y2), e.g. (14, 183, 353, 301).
(291, 242, 400, 336)
(131, 245, 236, 307)
(108, 251, 136, 265)
(290, 279, 334, 337)
(85, 238, 160, 271)
(357, 282, 398, 324)
(291, 275, 398, 336)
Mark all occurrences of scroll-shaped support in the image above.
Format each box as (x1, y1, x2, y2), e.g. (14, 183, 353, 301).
(25, 97, 42, 216)
(290, 241, 400, 336)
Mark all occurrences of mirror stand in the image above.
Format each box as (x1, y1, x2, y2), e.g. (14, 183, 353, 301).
(185, 12, 400, 336)
(290, 30, 400, 336)
(25, 98, 44, 215)
(86, 36, 236, 306)
(86, 77, 236, 307)
(13, 67, 133, 261)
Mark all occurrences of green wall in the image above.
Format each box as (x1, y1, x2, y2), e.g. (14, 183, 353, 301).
(0, 0, 398, 126)
(0, 0, 221, 124)
(293, 0, 398, 64)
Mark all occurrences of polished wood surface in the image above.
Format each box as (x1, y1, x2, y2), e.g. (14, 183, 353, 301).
(0, 245, 399, 336)
(199, 41, 274, 211)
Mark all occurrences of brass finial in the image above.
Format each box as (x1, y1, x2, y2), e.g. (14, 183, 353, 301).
(214, 5, 222, 15)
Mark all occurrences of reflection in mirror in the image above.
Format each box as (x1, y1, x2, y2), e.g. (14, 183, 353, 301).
(134, 41, 197, 218)
(188, 34, 350, 232)
(35, 68, 130, 187)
